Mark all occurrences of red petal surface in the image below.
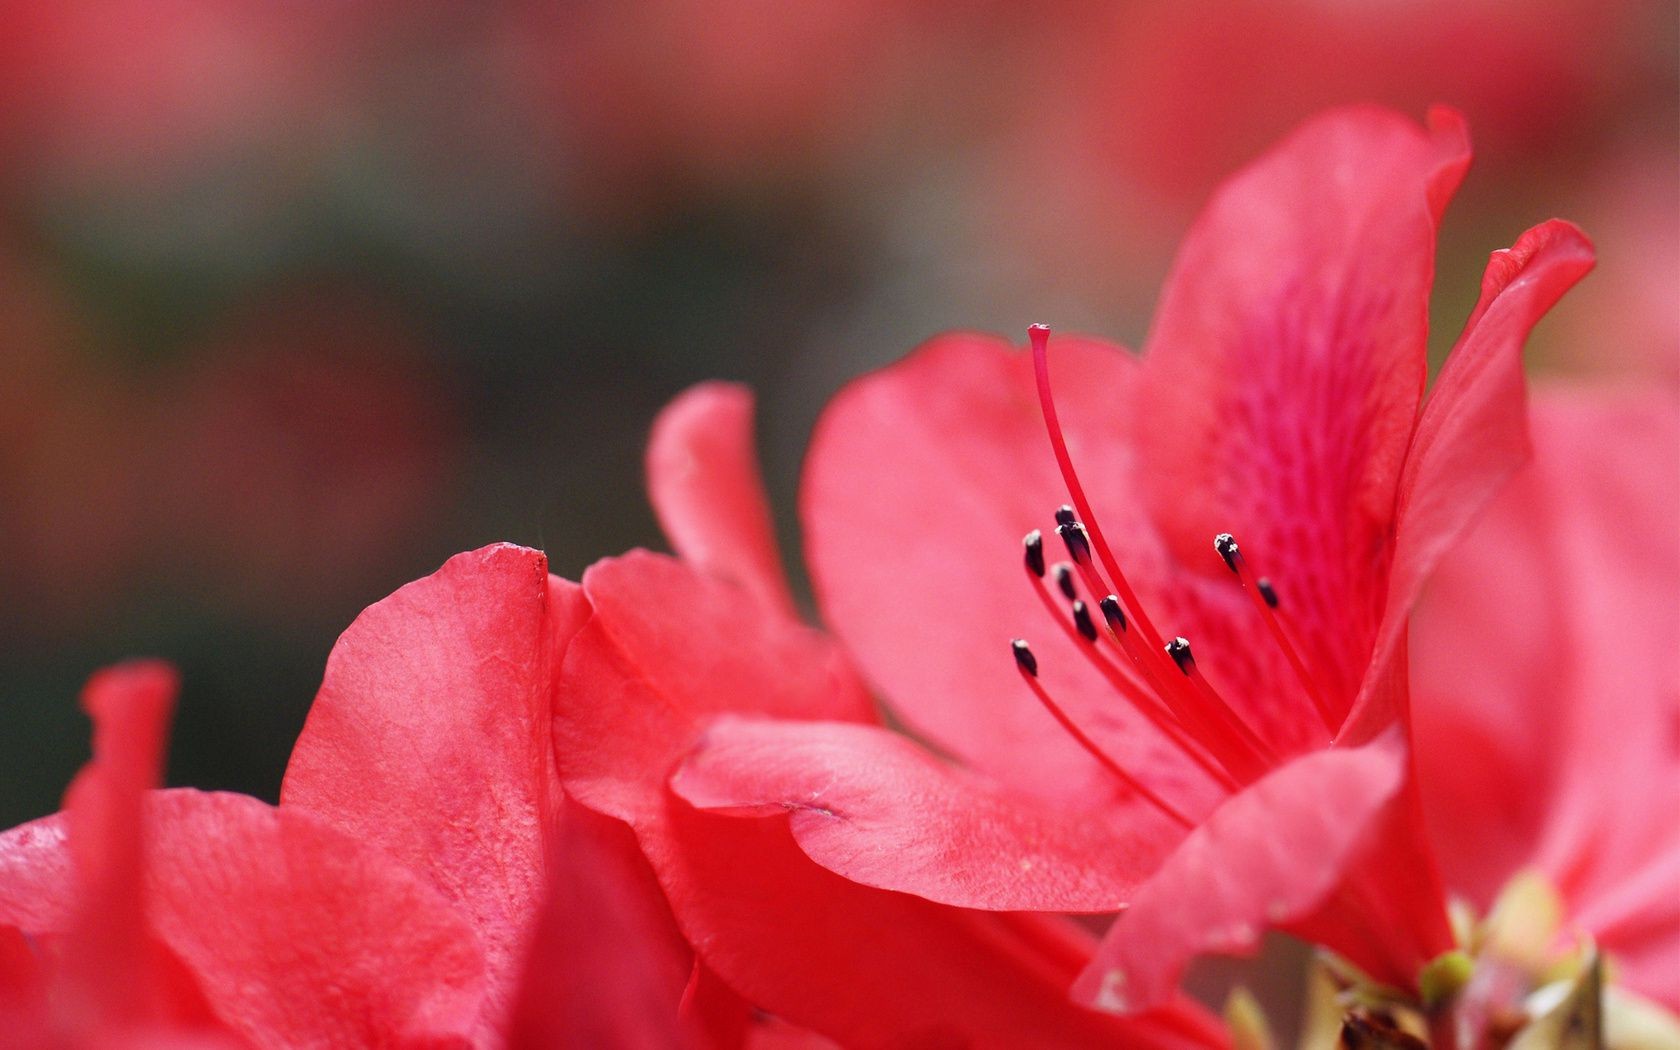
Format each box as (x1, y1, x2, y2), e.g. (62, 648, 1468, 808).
(281, 543, 584, 1025)
(507, 800, 692, 1050)
(672, 715, 1178, 911)
(648, 802, 1224, 1049)
(648, 382, 796, 616)
(1412, 392, 1679, 1008)
(1075, 745, 1405, 1014)
(1135, 106, 1470, 727)
(802, 331, 1228, 813)
(557, 552, 1223, 1048)
(142, 790, 485, 1049)
(1344, 219, 1596, 743)
(0, 816, 73, 938)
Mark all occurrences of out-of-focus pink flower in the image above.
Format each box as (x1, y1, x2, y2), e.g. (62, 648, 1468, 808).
(503, 0, 957, 212)
(1411, 390, 1680, 1030)
(1015, 0, 1662, 216)
(1543, 148, 1680, 389)
(644, 106, 1593, 1016)
(0, 0, 368, 188)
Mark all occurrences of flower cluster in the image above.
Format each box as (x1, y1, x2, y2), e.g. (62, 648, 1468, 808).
(1, 106, 1674, 1049)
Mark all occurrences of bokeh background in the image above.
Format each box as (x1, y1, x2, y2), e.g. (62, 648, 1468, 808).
(1, 0, 1675, 837)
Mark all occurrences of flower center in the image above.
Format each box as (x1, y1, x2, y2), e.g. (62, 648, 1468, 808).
(1010, 325, 1342, 820)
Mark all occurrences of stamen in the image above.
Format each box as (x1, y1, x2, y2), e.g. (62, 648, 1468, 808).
(1052, 563, 1077, 601)
(1030, 327, 1249, 758)
(1164, 636, 1196, 675)
(1028, 574, 1238, 790)
(1023, 530, 1046, 578)
(1054, 504, 1078, 528)
(1057, 521, 1093, 565)
(1011, 638, 1039, 677)
(1213, 533, 1337, 733)
(1011, 640, 1195, 830)
(1028, 325, 1171, 655)
(1071, 600, 1098, 642)
(1098, 594, 1127, 633)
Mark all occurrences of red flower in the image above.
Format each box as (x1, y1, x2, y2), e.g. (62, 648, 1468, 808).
(652, 106, 1594, 1013)
(1410, 390, 1680, 1028)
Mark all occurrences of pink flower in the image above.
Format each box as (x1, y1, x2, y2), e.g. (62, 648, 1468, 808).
(650, 105, 1594, 1014)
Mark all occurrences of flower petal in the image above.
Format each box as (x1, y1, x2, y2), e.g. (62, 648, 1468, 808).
(802, 331, 1229, 811)
(143, 790, 486, 1049)
(648, 381, 796, 616)
(281, 543, 585, 1024)
(1135, 105, 1471, 719)
(556, 550, 874, 828)
(1074, 744, 1405, 1014)
(648, 802, 1223, 1049)
(1343, 219, 1596, 744)
(671, 715, 1180, 911)
(507, 800, 693, 1049)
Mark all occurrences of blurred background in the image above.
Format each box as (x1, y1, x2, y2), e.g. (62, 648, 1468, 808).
(1, 0, 1675, 832)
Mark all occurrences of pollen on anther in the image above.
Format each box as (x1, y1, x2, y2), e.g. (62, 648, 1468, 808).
(1052, 563, 1077, 600)
(1214, 533, 1241, 573)
(1072, 600, 1098, 642)
(1011, 638, 1039, 677)
(1057, 521, 1092, 565)
(1257, 578, 1279, 609)
(1165, 637, 1196, 675)
(1098, 594, 1127, 632)
(1054, 504, 1077, 528)
(1023, 530, 1046, 577)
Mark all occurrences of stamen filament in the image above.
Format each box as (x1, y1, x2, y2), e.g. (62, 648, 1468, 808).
(1165, 637, 1277, 784)
(1215, 533, 1339, 734)
(1027, 572, 1237, 790)
(1012, 641, 1196, 830)
(1028, 325, 1173, 657)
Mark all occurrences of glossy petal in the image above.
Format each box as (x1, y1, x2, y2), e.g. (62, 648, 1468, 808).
(648, 382, 796, 616)
(557, 551, 1223, 1048)
(803, 331, 1230, 812)
(507, 800, 692, 1050)
(1136, 105, 1470, 718)
(671, 715, 1179, 911)
(281, 543, 585, 1025)
(1075, 744, 1405, 1014)
(1344, 219, 1596, 744)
